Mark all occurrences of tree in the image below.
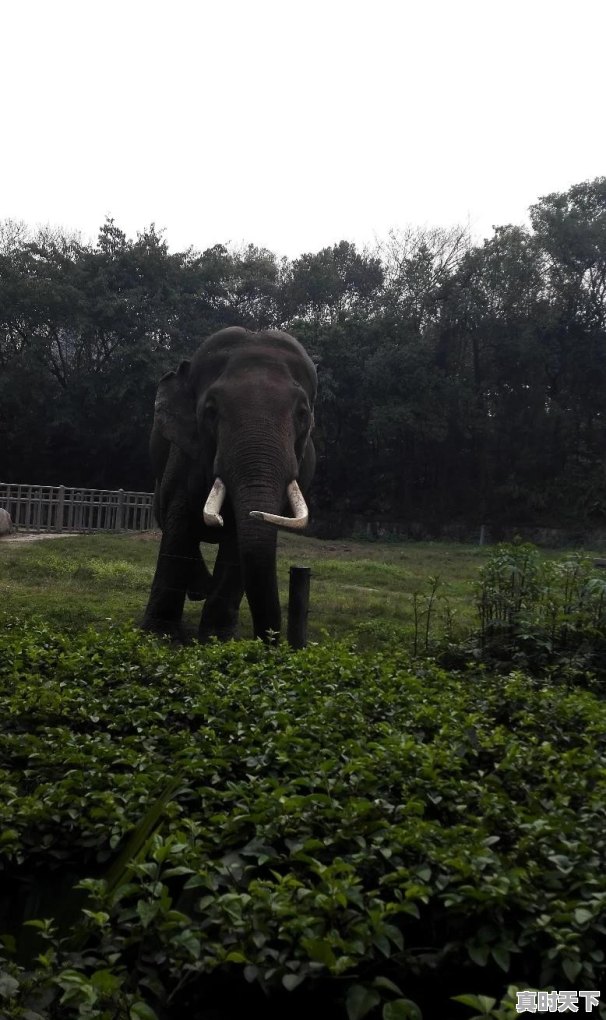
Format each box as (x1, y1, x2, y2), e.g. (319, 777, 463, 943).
(287, 241, 383, 326)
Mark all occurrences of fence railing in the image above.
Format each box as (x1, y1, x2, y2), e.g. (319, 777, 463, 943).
(0, 483, 155, 533)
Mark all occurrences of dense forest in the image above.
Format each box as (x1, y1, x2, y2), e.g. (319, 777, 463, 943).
(1, 177, 605, 533)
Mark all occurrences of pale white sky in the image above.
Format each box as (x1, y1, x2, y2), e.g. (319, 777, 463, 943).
(1, 0, 604, 256)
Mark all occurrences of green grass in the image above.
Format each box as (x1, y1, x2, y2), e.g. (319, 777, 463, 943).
(3, 531, 600, 651)
(282, 534, 491, 647)
(0, 534, 157, 631)
(2, 530, 595, 651)
(0, 532, 494, 647)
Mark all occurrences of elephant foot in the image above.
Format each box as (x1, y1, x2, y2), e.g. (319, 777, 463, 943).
(140, 615, 186, 643)
(198, 624, 239, 644)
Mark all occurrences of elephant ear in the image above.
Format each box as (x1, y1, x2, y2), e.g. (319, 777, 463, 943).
(153, 360, 199, 459)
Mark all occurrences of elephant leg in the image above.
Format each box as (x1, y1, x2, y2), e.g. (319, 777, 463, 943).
(143, 528, 203, 639)
(198, 538, 244, 642)
(187, 547, 213, 601)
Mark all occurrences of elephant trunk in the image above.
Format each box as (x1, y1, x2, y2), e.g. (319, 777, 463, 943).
(203, 424, 307, 641)
(232, 480, 282, 641)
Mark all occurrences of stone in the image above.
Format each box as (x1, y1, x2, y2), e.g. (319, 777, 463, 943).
(0, 508, 13, 536)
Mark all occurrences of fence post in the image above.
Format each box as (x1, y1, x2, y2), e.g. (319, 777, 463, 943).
(116, 489, 125, 531)
(57, 485, 65, 533)
(75, 493, 83, 531)
(287, 566, 311, 650)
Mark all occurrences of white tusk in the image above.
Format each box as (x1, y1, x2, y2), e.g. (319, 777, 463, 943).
(203, 477, 226, 527)
(249, 481, 309, 530)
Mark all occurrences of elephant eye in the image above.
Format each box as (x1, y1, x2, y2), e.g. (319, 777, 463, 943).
(202, 401, 219, 432)
(295, 405, 311, 433)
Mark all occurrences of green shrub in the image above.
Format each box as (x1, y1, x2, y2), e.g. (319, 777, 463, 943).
(1, 617, 606, 1017)
(476, 542, 606, 679)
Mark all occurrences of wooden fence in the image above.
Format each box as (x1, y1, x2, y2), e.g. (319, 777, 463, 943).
(0, 483, 155, 533)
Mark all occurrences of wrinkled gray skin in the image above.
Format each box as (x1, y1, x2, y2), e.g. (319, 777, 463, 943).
(142, 327, 317, 642)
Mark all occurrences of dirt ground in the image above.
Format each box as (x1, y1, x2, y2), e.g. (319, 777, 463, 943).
(0, 532, 83, 544)
(0, 531, 162, 544)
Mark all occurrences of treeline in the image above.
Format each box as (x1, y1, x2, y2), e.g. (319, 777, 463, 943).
(1, 177, 605, 529)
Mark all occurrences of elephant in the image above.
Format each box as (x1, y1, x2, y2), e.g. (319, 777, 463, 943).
(142, 326, 317, 643)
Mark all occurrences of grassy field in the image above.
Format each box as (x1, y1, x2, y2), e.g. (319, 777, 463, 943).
(3, 533, 606, 1017)
(0, 531, 496, 648)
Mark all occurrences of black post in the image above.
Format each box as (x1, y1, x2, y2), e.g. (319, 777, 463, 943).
(287, 566, 311, 649)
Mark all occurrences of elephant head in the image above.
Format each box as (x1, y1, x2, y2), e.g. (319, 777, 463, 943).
(143, 327, 317, 642)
